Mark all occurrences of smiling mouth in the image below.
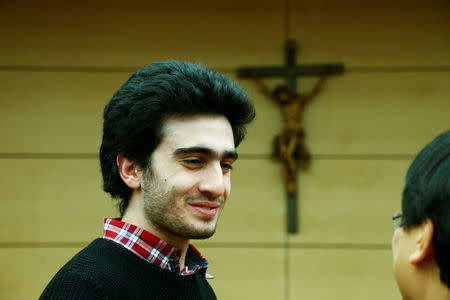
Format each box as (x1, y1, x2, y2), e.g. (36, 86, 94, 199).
(189, 203, 220, 218)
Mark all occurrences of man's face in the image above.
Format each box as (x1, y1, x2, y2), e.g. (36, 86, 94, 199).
(141, 114, 236, 242)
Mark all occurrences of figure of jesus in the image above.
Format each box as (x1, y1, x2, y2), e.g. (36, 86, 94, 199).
(252, 73, 327, 193)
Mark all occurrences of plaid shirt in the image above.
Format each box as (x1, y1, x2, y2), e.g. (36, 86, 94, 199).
(102, 218, 213, 278)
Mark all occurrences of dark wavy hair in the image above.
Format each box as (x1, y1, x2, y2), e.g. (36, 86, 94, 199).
(99, 61, 255, 216)
(401, 130, 450, 287)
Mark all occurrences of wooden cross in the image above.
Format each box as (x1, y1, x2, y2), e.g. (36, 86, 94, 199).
(237, 40, 344, 233)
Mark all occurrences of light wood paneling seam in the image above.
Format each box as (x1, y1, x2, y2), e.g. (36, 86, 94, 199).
(0, 153, 416, 160)
(0, 242, 391, 250)
(1, 65, 449, 73)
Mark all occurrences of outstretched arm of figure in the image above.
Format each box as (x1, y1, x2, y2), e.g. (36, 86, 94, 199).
(251, 72, 276, 101)
(302, 72, 328, 104)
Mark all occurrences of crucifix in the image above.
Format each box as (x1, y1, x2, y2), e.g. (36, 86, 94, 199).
(237, 39, 344, 233)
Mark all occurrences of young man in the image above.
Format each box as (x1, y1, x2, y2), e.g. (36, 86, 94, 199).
(392, 130, 450, 300)
(40, 61, 255, 299)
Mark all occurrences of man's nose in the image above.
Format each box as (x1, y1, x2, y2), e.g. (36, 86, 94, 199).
(198, 163, 226, 198)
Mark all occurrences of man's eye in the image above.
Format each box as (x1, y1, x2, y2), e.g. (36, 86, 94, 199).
(221, 163, 233, 171)
(183, 159, 203, 166)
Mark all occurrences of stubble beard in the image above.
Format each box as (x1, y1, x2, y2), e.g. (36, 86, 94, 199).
(141, 171, 220, 240)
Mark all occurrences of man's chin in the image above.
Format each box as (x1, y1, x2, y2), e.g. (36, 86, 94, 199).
(185, 226, 216, 240)
(191, 233, 214, 240)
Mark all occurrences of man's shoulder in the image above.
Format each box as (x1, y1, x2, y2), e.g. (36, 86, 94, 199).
(39, 238, 123, 299)
(39, 268, 109, 299)
(53, 239, 113, 271)
(39, 240, 107, 299)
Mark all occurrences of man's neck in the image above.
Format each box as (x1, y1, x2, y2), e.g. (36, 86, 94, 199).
(122, 211, 190, 269)
(146, 221, 190, 269)
(421, 280, 450, 300)
(412, 265, 450, 300)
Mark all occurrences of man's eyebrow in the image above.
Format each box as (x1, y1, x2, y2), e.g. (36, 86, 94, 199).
(173, 147, 238, 160)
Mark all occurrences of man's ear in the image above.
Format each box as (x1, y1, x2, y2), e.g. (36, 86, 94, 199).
(116, 154, 141, 189)
(409, 219, 434, 265)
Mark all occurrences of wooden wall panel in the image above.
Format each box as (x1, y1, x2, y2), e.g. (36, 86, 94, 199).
(1, 1, 448, 67)
(0, 159, 115, 243)
(304, 73, 450, 155)
(291, 0, 450, 66)
(0, 247, 82, 300)
(289, 159, 409, 245)
(204, 248, 285, 299)
(1, 71, 448, 155)
(290, 249, 401, 300)
(0, 0, 284, 68)
(1, 159, 284, 244)
(0, 71, 129, 153)
(242, 72, 450, 156)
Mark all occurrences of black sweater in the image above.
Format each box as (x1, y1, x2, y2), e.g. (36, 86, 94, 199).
(40, 238, 217, 300)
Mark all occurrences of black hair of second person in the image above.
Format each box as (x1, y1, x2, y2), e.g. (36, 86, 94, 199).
(99, 61, 256, 216)
(401, 130, 450, 287)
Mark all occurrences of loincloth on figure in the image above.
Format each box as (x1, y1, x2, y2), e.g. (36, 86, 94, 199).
(272, 128, 311, 170)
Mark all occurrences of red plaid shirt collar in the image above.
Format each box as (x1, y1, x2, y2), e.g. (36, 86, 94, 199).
(102, 218, 213, 278)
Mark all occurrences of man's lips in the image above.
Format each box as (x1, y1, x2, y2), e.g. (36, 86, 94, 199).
(189, 201, 221, 218)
